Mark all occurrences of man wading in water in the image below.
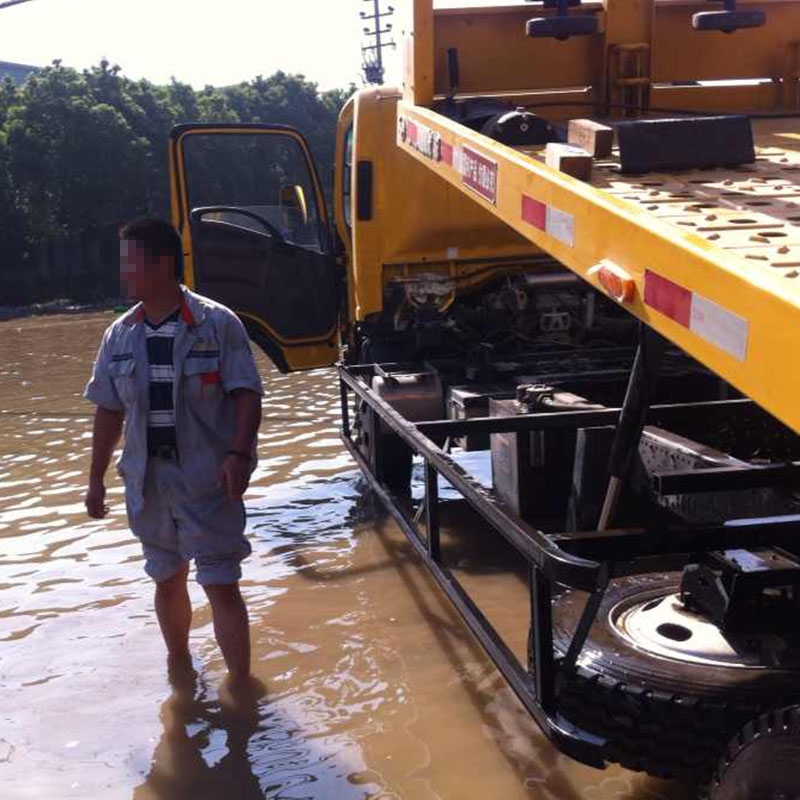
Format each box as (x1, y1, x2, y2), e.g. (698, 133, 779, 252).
(83, 218, 263, 682)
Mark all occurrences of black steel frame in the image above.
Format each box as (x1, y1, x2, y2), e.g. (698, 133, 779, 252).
(337, 358, 800, 769)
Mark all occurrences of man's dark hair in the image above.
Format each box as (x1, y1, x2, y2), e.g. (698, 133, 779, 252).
(119, 217, 184, 281)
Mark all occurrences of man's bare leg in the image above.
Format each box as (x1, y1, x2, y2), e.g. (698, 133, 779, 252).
(155, 562, 192, 659)
(203, 582, 250, 681)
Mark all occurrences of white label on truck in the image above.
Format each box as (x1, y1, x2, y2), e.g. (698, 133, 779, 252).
(689, 293, 749, 362)
(545, 207, 575, 247)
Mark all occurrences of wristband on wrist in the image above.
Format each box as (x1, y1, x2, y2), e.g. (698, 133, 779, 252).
(226, 449, 251, 462)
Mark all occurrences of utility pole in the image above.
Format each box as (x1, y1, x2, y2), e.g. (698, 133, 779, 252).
(361, 0, 395, 85)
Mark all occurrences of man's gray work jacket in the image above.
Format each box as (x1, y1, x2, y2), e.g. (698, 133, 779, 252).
(84, 286, 264, 515)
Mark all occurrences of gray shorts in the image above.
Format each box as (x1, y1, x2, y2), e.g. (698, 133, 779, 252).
(126, 458, 251, 586)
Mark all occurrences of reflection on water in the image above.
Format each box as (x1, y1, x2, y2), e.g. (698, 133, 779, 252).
(0, 312, 689, 799)
(134, 662, 265, 800)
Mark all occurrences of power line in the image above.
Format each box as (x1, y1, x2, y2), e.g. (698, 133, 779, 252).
(0, 0, 37, 11)
(360, 0, 395, 85)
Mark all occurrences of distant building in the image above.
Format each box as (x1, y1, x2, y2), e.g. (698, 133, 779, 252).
(0, 60, 39, 86)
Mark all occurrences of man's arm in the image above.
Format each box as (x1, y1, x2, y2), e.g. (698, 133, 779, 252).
(217, 308, 264, 501)
(230, 388, 262, 454)
(220, 389, 262, 501)
(85, 406, 124, 519)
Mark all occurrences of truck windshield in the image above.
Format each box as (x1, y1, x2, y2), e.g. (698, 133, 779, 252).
(182, 132, 323, 251)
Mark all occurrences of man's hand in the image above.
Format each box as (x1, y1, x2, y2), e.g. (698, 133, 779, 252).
(85, 479, 108, 519)
(220, 454, 250, 501)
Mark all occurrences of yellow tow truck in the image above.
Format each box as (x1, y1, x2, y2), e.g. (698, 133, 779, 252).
(169, 1, 800, 794)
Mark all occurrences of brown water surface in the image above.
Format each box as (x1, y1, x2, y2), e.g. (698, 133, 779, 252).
(0, 312, 690, 799)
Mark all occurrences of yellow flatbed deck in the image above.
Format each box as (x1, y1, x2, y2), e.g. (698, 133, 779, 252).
(583, 121, 800, 274)
(398, 106, 800, 433)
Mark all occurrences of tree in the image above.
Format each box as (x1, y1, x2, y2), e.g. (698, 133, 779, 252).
(0, 59, 353, 304)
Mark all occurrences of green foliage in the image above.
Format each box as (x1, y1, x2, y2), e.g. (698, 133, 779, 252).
(0, 59, 353, 303)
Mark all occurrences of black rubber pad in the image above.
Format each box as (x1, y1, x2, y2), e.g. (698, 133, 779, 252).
(526, 15, 598, 39)
(692, 9, 765, 31)
(616, 115, 755, 174)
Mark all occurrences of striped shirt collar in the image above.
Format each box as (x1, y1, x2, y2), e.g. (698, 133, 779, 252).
(125, 286, 203, 329)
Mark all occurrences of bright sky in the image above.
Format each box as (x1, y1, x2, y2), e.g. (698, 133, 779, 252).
(0, 0, 404, 90)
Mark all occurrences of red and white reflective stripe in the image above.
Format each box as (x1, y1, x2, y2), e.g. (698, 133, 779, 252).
(644, 270, 749, 361)
(520, 194, 574, 247)
(440, 141, 454, 166)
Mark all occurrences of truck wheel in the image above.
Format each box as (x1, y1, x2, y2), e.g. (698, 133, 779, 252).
(710, 706, 800, 800)
(549, 573, 800, 785)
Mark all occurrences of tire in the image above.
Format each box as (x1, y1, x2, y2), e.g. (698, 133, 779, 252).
(550, 573, 800, 785)
(710, 706, 800, 800)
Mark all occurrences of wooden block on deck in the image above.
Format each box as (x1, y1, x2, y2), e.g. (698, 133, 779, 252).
(568, 119, 614, 158)
(545, 143, 593, 181)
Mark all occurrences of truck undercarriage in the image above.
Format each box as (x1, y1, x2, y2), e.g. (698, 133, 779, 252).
(338, 263, 800, 787)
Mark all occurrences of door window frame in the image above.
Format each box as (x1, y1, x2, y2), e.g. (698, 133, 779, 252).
(171, 124, 332, 255)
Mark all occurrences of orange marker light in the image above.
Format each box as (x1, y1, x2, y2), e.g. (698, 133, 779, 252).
(589, 261, 636, 304)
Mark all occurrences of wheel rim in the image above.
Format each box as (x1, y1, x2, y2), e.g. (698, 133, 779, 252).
(610, 589, 784, 669)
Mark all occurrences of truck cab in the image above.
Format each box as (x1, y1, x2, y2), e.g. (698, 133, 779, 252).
(170, 89, 557, 373)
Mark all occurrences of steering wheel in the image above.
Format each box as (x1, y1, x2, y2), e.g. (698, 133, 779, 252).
(190, 206, 286, 244)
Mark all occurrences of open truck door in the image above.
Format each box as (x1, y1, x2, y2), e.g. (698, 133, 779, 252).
(169, 124, 339, 372)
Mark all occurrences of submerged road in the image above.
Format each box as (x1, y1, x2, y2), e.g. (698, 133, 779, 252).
(0, 311, 687, 799)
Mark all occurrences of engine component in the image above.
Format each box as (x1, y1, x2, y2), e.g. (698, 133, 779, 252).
(516, 383, 604, 412)
(391, 273, 455, 312)
(489, 386, 598, 520)
(359, 369, 445, 497)
(539, 307, 571, 333)
(372, 369, 444, 422)
(447, 384, 515, 451)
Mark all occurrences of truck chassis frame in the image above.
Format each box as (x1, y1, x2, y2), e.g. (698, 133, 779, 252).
(338, 349, 800, 770)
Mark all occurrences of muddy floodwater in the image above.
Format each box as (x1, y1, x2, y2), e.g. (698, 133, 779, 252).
(0, 312, 690, 799)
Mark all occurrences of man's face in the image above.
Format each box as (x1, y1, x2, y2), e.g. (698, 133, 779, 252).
(119, 240, 172, 300)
